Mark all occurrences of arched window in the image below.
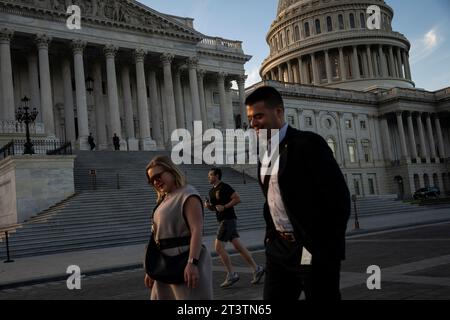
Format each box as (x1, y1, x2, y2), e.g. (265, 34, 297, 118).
(294, 25, 300, 41)
(327, 16, 333, 32)
(286, 29, 291, 45)
(338, 14, 344, 30)
(304, 22, 310, 37)
(360, 12, 366, 29)
(280, 33, 284, 48)
(349, 13, 355, 29)
(315, 19, 321, 34)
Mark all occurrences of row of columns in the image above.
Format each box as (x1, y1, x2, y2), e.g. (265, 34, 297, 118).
(0, 28, 249, 150)
(266, 44, 412, 85)
(382, 112, 447, 162)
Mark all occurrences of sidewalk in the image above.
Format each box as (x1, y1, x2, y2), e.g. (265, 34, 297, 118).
(1, 207, 450, 290)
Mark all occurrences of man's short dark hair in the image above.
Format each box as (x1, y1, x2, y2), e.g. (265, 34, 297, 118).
(209, 168, 222, 180)
(245, 86, 284, 109)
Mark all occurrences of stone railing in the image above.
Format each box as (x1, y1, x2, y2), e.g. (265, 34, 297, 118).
(249, 80, 376, 102)
(0, 120, 45, 135)
(199, 36, 243, 53)
(377, 87, 436, 101)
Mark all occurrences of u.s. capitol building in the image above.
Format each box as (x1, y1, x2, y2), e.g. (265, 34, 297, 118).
(0, 0, 250, 152)
(248, 0, 450, 198)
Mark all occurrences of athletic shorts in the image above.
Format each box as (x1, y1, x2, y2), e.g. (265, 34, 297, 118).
(216, 219, 240, 242)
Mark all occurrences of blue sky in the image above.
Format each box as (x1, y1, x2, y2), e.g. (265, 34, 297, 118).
(143, 0, 450, 91)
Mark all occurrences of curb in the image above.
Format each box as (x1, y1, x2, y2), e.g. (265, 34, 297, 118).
(1, 219, 450, 291)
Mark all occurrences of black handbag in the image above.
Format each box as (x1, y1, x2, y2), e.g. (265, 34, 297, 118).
(144, 235, 191, 284)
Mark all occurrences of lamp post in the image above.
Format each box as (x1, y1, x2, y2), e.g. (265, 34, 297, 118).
(15, 96, 39, 155)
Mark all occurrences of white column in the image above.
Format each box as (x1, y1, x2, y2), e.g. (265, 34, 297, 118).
(27, 52, 41, 123)
(120, 65, 137, 150)
(0, 29, 15, 121)
(161, 53, 177, 143)
(353, 113, 364, 163)
(352, 46, 360, 79)
(173, 67, 185, 129)
(188, 57, 202, 124)
(298, 57, 305, 84)
(434, 115, 446, 158)
(366, 45, 374, 78)
(61, 58, 76, 145)
(35, 34, 56, 138)
(416, 112, 428, 161)
(337, 112, 348, 165)
(148, 69, 163, 147)
(217, 72, 229, 129)
(367, 115, 379, 162)
(339, 47, 347, 81)
(388, 46, 396, 77)
(278, 65, 284, 82)
(402, 50, 412, 80)
(104, 45, 126, 150)
(237, 75, 247, 128)
(426, 113, 437, 159)
(287, 60, 294, 83)
(72, 40, 90, 150)
(396, 47, 404, 78)
(380, 115, 394, 161)
(378, 45, 388, 77)
(396, 111, 409, 160)
(225, 79, 236, 129)
(311, 53, 319, 85)
(197, 69, 208, 128)
(134, 49, 155, 151)
(92, 61, 108, 150)
(324, 50, 332, 84)
(406, 112, 418, 160)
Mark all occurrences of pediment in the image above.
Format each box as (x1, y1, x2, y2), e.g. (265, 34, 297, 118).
(0, 0, 203, 42)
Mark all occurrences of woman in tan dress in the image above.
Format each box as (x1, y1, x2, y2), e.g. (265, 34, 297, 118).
(144, 156, 213, 300)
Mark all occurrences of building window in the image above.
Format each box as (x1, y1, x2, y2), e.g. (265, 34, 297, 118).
(345, 119, 352, 129)
(360, 120, 366, 130)
(325, 118, 332, 129)
(327, 137, 337, 158)
(354, 178, 361, 195)
(280, 33, 284, 48)
(305, 116, 313, 127)
(368, 178, 375, 195)
(287, 115, 295, 126)
(338, 14, 344, 30)
(315, 19, 321, 34)
(349, 13, 355, 29)
(213, 92, 220, 105)
(304, 22, 310, 37)
(360, 13, 366, 29)
(327, 16, 333, 32)
(286, 30, 290, 45)
(348, 143, 357, 163)
(294, 25, 300, 41)
(363, 143, 371, 162)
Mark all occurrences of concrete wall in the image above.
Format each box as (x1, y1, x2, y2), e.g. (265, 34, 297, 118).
(0, 155, 75, 228)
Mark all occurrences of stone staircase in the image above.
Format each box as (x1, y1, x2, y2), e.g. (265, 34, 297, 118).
(0, 151, 429, 260)
(0, 151, 266, 259)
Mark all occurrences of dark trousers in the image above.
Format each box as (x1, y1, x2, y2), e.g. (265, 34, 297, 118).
(263, 234, 342, 300)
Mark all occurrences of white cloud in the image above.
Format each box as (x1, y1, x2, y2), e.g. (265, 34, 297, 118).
(245, 66, 262, 87)
(410, 28, 443, 65)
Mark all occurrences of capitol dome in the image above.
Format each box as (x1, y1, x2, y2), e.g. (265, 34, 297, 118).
(261, 0, 415, 91)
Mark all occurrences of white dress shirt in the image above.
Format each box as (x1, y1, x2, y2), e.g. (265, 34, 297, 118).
(260, 123, 294, 233)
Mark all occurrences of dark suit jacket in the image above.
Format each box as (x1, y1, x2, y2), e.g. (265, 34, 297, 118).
(258, 126, 350, 262)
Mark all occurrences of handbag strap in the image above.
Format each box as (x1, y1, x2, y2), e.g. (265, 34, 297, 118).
(156, 236, 191, 250)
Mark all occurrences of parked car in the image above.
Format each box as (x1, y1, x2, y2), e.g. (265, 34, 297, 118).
(413, 186, 441, 200)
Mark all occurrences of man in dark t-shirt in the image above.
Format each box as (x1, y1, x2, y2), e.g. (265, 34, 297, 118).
(205, 168, 265, 288)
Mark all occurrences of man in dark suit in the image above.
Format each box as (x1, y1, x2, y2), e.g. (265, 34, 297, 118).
(245, 86, 350, 300)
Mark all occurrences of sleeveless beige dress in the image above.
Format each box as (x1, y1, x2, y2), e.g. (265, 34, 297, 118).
(150, 185, 213, 300)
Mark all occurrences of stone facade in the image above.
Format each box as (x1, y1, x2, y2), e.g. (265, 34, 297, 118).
(0, 155, 75, 226)
(0, 0, 251, 150)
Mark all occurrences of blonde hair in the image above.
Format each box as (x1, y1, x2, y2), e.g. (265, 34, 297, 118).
(145, 155, 186, 203)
